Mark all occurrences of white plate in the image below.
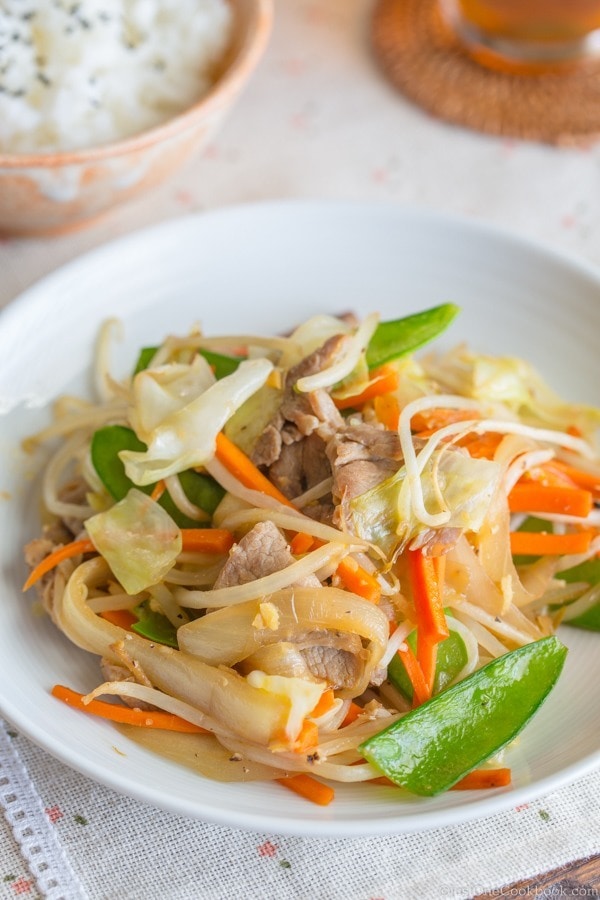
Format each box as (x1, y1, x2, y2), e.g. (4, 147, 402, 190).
(0, 201, 599, 837)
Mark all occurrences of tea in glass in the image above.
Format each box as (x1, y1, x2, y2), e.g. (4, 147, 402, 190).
(441, 0, 600, 65)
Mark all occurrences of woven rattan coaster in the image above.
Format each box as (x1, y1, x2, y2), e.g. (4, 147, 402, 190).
(371, 0, 600, 146)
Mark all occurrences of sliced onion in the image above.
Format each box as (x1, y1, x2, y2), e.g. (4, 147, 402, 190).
(475, 491, 552, 610)
(55, 558, 298, 747)
(178, 586, 389, 697)
(445, 535, 506, 616)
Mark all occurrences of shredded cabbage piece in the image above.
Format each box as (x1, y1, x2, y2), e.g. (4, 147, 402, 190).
(349, 449, 501, 553)
(120, 358, 273, 485)
(423, 346, 600, 444)
(85, 488, 182, 594)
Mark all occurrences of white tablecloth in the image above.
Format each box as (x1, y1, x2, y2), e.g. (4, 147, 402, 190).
(1, 2, 599, 897)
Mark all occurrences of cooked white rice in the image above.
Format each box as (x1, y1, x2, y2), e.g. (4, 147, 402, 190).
(0, 0, 233, 154)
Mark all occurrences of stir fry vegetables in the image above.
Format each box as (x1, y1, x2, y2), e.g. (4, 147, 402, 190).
(22, 304, 599, 805)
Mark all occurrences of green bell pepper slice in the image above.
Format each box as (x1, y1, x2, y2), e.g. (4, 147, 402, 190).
(366, 303, 459, 371)
(90, 425, 225, 527)
(360, 636, 567, 796)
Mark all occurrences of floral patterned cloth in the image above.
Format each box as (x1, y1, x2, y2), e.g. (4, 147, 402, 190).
(1, 1, 599, 897)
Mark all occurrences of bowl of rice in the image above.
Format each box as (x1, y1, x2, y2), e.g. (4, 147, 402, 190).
(0, 0, 272, 237)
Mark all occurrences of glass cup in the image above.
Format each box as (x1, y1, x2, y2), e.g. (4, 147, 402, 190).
(439, 0, 600, 69)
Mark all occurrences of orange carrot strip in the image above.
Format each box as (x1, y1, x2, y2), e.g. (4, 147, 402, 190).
(334, 365, 399, 411)
(451, 768, 512, 790)
(276, 774, 335, 806)
(458, 432, 503, 460)
(508, 484, 593, 518)
(289, 532, 316, 555)
(215, 432, 293, 507)
(99, 609, 137, 630)
(309, 689, 336, 719)
(371, 767, 512, 790)
(371, 768, 511, 790)
(373, 394, 400, 431)
(341, 701, 363, 727)
(336, 556, 381, 604)
(522, 464, 578, 489)
(51, 684, 207, 733)
(407, 549, 449, 697)
(150, 479, 166, 502)
(180, 528, 234, 554)
(22, 538, 95, 591)
(397, 643, 430, 706)
(407, 549, 449, 644)
(551, 461, 600, 498)
(416, 637, 438, 698)
(510, 530, 593, 556)
(291, 720, 320, 754)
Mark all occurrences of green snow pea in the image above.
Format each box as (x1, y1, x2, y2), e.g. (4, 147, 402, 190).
(559, 558, 600, 632)
(133, 346, 159, 375)
(360, 636, 567, 796)
(388, 617, 468, 702)
(131, 602, 178, 649)
(133, 346, 243, 379)
(90, 425, 225, 527)
(366, 303, 459, 371)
